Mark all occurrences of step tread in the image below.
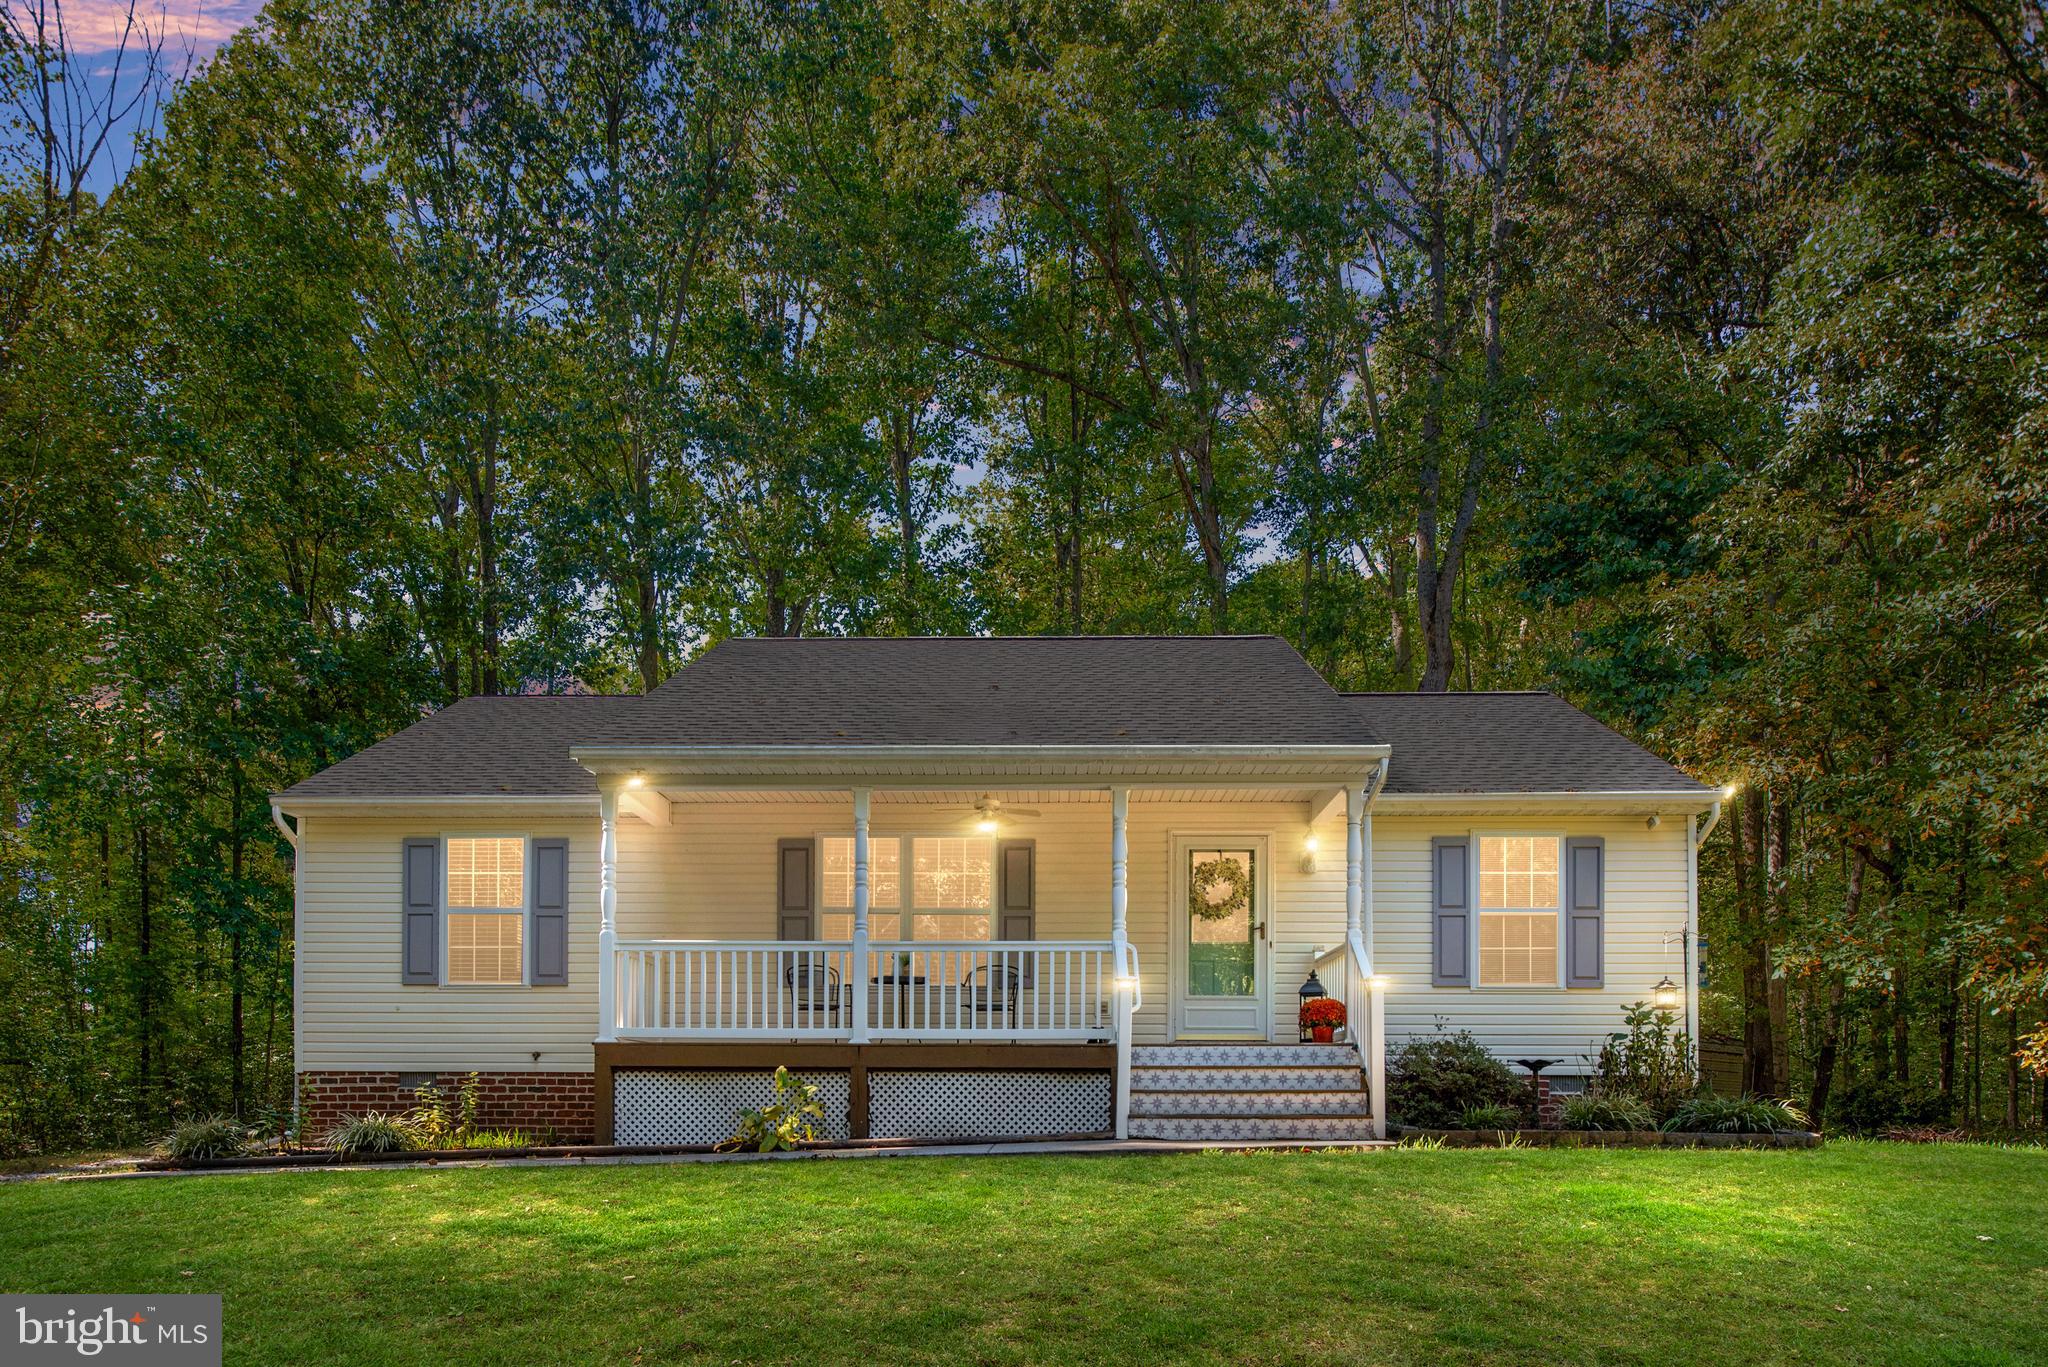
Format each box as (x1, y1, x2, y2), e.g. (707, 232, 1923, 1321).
(1129, 1115, 1380, 1141)
(1130, 1043, 1360, 1068)
(1127, 1065, 1365, 1092)
(1129, 1089, 1372, 1118)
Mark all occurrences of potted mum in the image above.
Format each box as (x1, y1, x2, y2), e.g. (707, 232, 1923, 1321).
(1299, 996, 1347, 1043)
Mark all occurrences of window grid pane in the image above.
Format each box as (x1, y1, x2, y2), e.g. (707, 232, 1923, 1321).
(820, 912, 902, 941)
(447, 837, 524, 909)
(912, 837, 993, 911)
(1478, 911, 1557, 987)
(821, 838, 902, 910)
(1479, 837, 1561, 910)
(448, 911, 523, 984)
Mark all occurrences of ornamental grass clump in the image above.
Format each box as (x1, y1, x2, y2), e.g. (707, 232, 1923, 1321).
(323, 1111, 419, 1158)
(159, 1116, 252, 1162)
(1665, 1095, 1808, 1134)
(1559, 1092, 1656, 1132)
(1459, 1103, 1523, 1131)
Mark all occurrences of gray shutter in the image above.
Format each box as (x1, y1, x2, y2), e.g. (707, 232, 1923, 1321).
(401, 838, 439, 985)
(777, 838, 815, 940)
(1565, 836, 1606, 988)
(998, 839, 1036, 984)
(531, 838, 569, 985)
(1431, 836, 1471, 987)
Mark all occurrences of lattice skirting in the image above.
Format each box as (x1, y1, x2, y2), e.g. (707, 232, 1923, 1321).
(612, 1068, 851, 1146)
(868, 1070, 1111, 1140)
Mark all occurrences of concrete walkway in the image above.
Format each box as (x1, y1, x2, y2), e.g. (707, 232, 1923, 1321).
(31, 1135, 1396, 1181)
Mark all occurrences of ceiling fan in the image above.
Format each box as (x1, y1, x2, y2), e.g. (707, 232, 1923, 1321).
(964, 793, 1041, 832)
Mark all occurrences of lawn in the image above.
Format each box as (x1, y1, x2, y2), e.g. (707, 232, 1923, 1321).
(1, 1143, 2042, 1366)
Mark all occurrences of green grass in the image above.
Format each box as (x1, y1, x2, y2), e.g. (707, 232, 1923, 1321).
(1, 1142, 2043, 1365)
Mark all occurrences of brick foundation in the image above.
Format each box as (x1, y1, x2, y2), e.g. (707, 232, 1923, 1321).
(296, 1071, 595, 1145)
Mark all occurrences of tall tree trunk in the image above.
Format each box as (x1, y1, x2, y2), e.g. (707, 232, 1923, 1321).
(2005, 1012, 2022, 1128)
(1413, 103, 1454, 691)
(1891, 962, 1910, 1087)
(474, 391, 501, 695)
(1809, 849, 1868, 1128)
(230, 759, 246, 1117)
(1733, 793, 1778, 1096)
(1766, 795, 1793, 1090)
(888, 408, 920, 614)
(135, 817, 153, 1124)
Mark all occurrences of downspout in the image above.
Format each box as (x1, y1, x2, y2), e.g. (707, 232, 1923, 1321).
(1358, 756, 1390, 1138)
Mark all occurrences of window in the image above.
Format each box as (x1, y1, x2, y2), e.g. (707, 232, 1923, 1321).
(820, 836, 902, 941)
(1477, 835, 1559, 987)
(446, 836, 525, 984)
(911, 836, 992, 941)
(817, 834, 993, 941)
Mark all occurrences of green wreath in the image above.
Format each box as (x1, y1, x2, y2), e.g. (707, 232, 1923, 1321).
(1189, 857, 1251, 922)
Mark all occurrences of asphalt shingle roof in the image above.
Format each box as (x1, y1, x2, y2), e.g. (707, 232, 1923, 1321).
(589, 636, 1378, 748)
(1346, 691, 1708, 795)
(279, 696, 641, 799)
(277, 640, 1706, 801)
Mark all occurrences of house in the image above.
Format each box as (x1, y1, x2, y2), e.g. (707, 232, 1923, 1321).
(271, 635, 1721, 1145)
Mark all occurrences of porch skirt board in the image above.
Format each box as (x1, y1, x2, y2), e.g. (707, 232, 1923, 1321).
(610, 1067, 1111, 1146)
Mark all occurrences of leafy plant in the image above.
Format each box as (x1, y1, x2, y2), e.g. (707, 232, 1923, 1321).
(1459, 1103, 1523, 1131)
(323, 1112, 419, 1158)
(720, 1067, 826, 1153)
(1385, 1027, 1529, 1129)
(1589, 1001, 1698, 1121)
(1559, 1092, 1655, 1132)
(408, 1073, 485, 1150)
(1666, 1095, 1809, 1134)
(454, 1128, 535, 1151)
(159, 1116, 251, 1162)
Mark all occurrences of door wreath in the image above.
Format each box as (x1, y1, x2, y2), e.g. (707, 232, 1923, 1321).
(1188, 856, 1251, 922)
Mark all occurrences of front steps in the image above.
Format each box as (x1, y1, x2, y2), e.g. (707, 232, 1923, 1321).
(1127, 1042, 1379, 1141)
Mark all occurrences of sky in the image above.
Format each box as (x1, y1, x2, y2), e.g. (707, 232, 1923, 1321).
(7, 1, 263, 193)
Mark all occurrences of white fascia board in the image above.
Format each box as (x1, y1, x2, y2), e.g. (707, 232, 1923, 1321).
(270, 794, 600, 818)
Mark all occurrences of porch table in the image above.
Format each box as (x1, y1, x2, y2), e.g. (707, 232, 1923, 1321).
(871, 972, 928, 1028)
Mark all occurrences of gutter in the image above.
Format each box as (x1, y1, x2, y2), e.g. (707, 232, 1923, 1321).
(1696, 784, 1735, 848)
(269, 801, 300, 849)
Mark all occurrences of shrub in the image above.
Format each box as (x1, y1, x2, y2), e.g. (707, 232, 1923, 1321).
(1385, 1028, 1529, 1129)
(323, 1111, 419, 1158)
(159, 1116, 251, 1162)
(1459, 1103, 1522, 1130)
(1831, 1080, 1950, 1135)
(1665, 1094, 1809, 1134)
(720, 1067, 826, 1153)
(409, 1073, 484, 1149)
(1559, 1092, 1655, 1132)
(1589, 1001, 1698, 1121)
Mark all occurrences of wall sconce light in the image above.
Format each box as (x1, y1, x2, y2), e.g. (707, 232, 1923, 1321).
(1652, 976, 1681, 1012)
(1300, 833, 1319, 875)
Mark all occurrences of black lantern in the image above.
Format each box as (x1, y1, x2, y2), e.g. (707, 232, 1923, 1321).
(1298, 969, 1328, 1042)
(1652, 976, 1681, 1012)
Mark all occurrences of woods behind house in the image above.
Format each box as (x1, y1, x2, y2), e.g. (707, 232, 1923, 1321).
(0, 0, 2043, 1153)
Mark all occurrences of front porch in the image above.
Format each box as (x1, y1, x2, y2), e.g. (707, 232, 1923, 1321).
(582, 764, 1391, 1143)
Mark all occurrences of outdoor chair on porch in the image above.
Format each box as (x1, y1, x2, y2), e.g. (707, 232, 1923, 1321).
(961, 963, 1021, 1027)
(783, 960, 849, 1028)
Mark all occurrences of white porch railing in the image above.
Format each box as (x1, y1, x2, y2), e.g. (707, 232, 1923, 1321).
(1315, 931, 1387, 1139)
(607, 939, 1123, 1043)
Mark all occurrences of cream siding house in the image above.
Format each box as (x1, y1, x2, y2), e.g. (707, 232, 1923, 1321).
(274, 636, 1719, 1145)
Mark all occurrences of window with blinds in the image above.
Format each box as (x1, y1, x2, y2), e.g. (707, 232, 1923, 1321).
(446, 836, 525, 984)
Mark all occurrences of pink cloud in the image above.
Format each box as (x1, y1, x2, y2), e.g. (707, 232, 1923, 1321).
(24, 0, 262, 60)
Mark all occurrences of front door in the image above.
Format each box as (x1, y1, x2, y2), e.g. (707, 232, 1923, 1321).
(1172, 838, 1267, 1038)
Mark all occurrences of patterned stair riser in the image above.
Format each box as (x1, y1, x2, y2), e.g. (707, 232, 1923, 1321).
(1129, 1089, 1371, 1118)
(1129, 1065, 1364, 1092)
(1129, 1115, 1380, 1141)
(1130, 1044, 1359, 1069)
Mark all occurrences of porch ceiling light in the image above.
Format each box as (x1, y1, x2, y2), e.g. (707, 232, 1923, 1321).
(624, 774, 646, 790)
(976, 815, 999, 834)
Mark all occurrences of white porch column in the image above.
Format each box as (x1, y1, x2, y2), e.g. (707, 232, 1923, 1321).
(1110, 786, 1131, 1139)
(850, 787, 871, 1044)
(1345, 784, 1365, 940)
(597, 781, 619, 1042)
